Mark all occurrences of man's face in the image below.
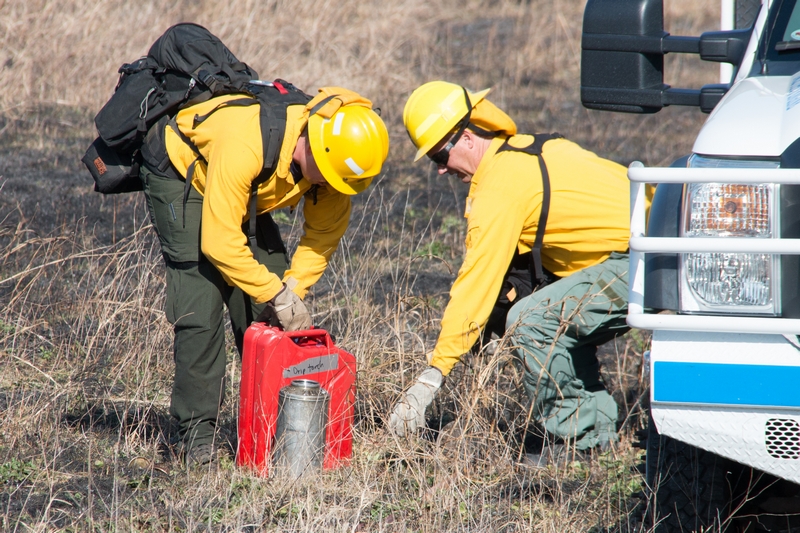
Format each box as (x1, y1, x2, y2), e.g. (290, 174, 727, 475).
(428, 133, 472, 183)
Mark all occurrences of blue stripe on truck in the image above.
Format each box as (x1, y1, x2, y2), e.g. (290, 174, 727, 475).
(653, 361, 800, 407)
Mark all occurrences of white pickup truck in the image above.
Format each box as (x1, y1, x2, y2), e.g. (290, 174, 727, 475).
(582, 0, 800, 530)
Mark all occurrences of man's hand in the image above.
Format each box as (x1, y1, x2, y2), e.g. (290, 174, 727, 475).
(256, 284, 312, 331)
(389, 367, 443, 437)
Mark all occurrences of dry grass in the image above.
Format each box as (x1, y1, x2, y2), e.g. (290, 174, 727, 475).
(0, 0, 722, 531)
(0, 189, 651, 532)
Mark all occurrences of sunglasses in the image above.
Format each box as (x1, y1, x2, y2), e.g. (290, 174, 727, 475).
(428, 88, 473, 167)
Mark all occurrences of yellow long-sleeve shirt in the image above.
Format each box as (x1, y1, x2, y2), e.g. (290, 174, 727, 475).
(163, 94, 351, 303)
(429, 135, 631, 376)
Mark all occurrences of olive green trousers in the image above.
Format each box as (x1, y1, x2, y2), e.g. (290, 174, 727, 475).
(140, 165, 288, 450)
(506, 252, 629, 451)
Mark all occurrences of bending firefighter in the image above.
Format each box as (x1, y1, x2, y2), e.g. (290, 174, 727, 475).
(390, 80, 633, 456)
(139, 82, 389, 466)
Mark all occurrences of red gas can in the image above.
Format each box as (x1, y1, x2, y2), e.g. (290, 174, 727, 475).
(237, 324, 356, 475)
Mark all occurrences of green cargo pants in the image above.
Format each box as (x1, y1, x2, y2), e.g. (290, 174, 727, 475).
(140, 165, 289, 451)
(505, 252, 629, 451)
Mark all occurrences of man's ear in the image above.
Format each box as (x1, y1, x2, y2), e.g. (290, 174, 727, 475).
(462, 130, 475, 149)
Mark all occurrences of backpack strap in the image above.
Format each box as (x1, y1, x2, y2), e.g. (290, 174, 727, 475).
(169, 81, 312, 253)
(246, 80, 311, 251)
(191, 97, 258, 128)
(496, 133, 564, 286)
(182, 96, 265, 251)
(169, 80, 311, 256)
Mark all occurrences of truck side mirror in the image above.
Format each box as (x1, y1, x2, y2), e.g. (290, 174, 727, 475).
(581, 0, 754, 114)
(581, 0, 666, 114)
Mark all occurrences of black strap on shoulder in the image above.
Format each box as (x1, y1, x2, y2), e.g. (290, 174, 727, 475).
(168, 93, 279, 250)
(496, 133, 563, 286)
(191, 97, 258, 128)
(168, 82, 311, 253)
(177, 95, 264, 249)
(246, 84, 310, 252)
(249, 180, 261, 252)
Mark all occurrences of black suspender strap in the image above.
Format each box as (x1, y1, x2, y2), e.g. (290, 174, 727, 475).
(249, 181, 259, 252)
(531, 152, 550, 284)
(496, 133, 563, 286)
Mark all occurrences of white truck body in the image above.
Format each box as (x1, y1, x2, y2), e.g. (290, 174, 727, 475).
(698, 76, 800, 156)
(626, 0, 800, 486)
(582, 0, 800, 527)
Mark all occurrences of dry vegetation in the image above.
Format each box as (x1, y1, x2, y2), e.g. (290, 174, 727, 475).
(0, 0, 721, 531)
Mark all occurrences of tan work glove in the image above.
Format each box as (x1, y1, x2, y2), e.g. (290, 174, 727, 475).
(389, 367, 443, 437)
(256, 284, 312, 331)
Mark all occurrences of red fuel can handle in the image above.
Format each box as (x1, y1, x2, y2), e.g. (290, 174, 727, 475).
(237, 324, 356, 475)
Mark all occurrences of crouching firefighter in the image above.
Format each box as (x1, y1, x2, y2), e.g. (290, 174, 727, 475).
(390, 80, 636, 459)
(139, 82, 389, 466)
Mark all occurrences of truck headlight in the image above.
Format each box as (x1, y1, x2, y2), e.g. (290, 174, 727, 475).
(679, 155, 781, 315)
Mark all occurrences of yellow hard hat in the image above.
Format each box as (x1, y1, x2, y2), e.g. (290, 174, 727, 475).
(402, 81, 491, 162)
(308, 102, 389, 195)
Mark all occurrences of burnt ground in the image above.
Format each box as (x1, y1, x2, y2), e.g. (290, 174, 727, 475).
(0, 107, 149, 246)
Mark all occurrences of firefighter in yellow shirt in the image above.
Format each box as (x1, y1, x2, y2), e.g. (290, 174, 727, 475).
(390, 81, 630, 459)
(139, 83, 389, 466)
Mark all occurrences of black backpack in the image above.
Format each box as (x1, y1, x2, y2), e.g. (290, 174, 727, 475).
(82, 23, 258, 194)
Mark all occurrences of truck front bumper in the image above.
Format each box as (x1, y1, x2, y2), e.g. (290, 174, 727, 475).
(651, 330, 800, 483)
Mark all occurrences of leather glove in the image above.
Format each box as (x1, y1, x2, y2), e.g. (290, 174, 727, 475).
(256, 284, 312, 331)
(389, 367, 443, 437)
